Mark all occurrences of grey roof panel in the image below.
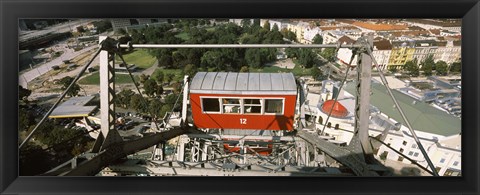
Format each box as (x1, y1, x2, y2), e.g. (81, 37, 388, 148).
(213, 72, 228, 90)
(271, 73, 284, 90)
(191, 72, 296, 93)
(190, 72, 207, 90)
(61, 96, 95, 106)
(282, 73, 297, 90)
(344, 81, 461, 136)
(260, 73, 272, 90)
(236, 73, 249, 91)
(248, 73, 260, 91)
(224, 72, 238, 91)
(201, 72, 218, 90)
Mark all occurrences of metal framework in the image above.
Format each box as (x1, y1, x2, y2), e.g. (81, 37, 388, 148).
(25, 35, 439, 176)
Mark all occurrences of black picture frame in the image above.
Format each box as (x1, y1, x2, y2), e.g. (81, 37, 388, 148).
(1, 0, 479, 194)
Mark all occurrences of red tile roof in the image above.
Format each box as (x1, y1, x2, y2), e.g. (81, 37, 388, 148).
(338, 36, 355, 44)
(373, 39, 392, 50)
(322, 100, 349, 118)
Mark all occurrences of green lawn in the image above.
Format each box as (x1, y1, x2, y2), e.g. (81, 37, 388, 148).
(205, 27, 216, 32)
(79, 72, 139, 85)
(115, 49, 156, 69)
(175, 32, 190, 41)
(252, 64, 311, 77)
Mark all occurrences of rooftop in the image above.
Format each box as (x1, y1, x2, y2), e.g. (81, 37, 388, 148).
(338, 19, 408, 31)
(190, 72, 297, 95)
(338, 36, 355, 44)
(373, 39, 392, 50)
(50, 96, 97, 118)
(405, 19, 462, 28)
(344, 81, 461, 136)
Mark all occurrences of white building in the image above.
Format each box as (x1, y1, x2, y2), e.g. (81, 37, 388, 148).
(303, 27, 322, 44)
(404, 19, 461, 32)
(260, 19, 288, 31)
(322, 30, 345, 44)
(306, 79, 461, 176)
(440, 30, 461, 37)
(335, 36, 358, 66)
(111, 19, 168, 31)
(434, 40, 461, 64)
(372, 38, 393, 70)
(412, 40, 438, 64)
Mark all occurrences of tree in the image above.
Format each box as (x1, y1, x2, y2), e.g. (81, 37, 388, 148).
(241, 19, 251, 27)
(253, 19, 261, 26)
(130, 94, 147, 113)
(149, 99, 164, 118)
(139, 74, 150, 84)
(240, 66, 249, 72)
(310, 67, 322, 81)
(164, 94, 178, 105)
(116, 89, 135, 108)
(263, 20, 271, 30)
(19, 108, 35, 131)
(129, 29, 146, 44)
(143, 79, 158, 97)
(450, 62, 461, 73)
(92, 20, 112, 33)
(282, 30, 297, 42)
(184, 64, 197, 78)
(172, 82, 183, 94)
(388, 66, 398, 73)
(435, 60, 448, 76)
(19, 85, 31, 101)
(115, 28, 127, 36)
(19, 143, 54, 175)
(245, 49, 262, 68)
(420, 55, 435, 76)
(320, 48, 336, 62)
(59, 76, 80, 97)
(272, 24, 279, 32)
(156, 85, 164, 97)
(152, 69, 164, 84)
(404, 59, 419, 77)
(285, 48, 299, 59)
(165, 73, 175, 84)
(312, 34, 323, 44)
(159, 104, 173, 119)
(297, 49, 316, 68)
(201, 50, 226, 70)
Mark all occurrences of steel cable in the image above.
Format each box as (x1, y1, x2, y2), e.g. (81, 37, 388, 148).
(362, 39, 439, 176)
(319, 50, 357, 135)
(19, 47, 103, 149)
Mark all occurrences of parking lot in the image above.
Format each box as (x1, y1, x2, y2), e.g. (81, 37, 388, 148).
(114, 108, 155, 139)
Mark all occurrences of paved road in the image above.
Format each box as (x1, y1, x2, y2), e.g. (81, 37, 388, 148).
(19, 45, 98, 88)
(20, 19, 99, 42)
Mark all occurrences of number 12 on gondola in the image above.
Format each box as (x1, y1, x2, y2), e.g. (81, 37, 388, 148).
(240, 118, 247, 125)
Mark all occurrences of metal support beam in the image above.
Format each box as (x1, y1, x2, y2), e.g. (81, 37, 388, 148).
(181, 76, 189, 125)
(119, 43, 363, 49)
(297, 130, 379, 176)
(352, 36, 374, 160)
(95, 36, 123, 152)
(103, 160, 353, 176)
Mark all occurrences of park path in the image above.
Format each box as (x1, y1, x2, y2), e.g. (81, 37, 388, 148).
(141, 59, 159, 76)
(20, 45, 97, 88)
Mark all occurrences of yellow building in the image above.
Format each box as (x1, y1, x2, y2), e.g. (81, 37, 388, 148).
(287, 22, 309, 43)
(387, 41, 415, 70)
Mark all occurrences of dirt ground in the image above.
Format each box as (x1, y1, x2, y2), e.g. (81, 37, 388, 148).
(28, 48, 143, 98)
